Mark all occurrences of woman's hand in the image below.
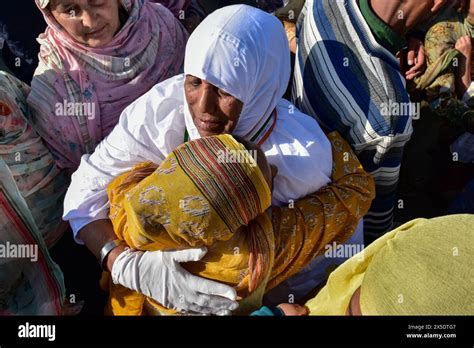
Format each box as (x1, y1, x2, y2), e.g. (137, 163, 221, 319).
(455, 35, 472, 98)
(111, 247, 239, 315)
(455, 35, 472, 59)
(405, 37, 426, 80)
(79, 220, 239, 315)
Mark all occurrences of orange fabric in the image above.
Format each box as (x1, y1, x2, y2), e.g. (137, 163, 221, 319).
(267, 131, 375, 290)
(103, 131, 375, 314)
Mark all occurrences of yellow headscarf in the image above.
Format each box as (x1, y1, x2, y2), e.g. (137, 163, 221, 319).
(106, 134, 275, 315)
(306, 214, 474, 315)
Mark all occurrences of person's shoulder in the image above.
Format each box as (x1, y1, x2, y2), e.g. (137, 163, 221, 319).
(266, 99, 330, 148)
(118, 74, 185, 130)
(262, 99, 332, 171)
(148, 73, 185, 101)
(122, 74, 184, 118)
(275, 99, 321, 124)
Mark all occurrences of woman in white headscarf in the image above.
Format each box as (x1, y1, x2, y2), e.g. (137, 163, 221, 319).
(63, 5, 367, 315)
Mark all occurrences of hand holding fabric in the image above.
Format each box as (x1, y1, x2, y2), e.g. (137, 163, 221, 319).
(406, 37, 426, 80)
(111, 246, 239, 315)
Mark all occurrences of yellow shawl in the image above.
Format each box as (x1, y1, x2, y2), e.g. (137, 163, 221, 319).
(104, 132, 377, 315)
(306, 214, 474, 315)
(105, 134, 274, 315)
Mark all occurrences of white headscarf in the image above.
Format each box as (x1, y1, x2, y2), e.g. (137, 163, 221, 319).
(183, 4, 291, 141)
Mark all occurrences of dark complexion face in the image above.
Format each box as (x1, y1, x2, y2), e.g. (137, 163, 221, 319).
(184, 75, 243, 137)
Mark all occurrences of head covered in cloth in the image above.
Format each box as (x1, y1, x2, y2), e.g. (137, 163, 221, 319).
(183, 4, 291, 142)
(29, 0, 187, 170)
(306, 214, 474, 315)
(106, 134, 275, 315)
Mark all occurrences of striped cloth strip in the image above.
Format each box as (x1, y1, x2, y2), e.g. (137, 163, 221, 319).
(174, 136, 262, 232)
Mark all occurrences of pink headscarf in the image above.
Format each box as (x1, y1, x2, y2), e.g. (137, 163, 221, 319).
(28, 0, 188, 171)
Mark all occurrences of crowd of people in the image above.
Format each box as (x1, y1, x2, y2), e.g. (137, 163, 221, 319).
(0, 0, 472, 316)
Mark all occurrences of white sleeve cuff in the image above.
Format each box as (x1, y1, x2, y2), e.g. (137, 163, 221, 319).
(68, 212, 111, 245)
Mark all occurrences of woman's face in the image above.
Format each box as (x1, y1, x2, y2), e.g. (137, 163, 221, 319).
(49, 0, 121, 47)
(184, 75, 244, 138)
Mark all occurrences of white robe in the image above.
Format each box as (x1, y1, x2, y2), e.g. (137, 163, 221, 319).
(63, 74, 333, 240)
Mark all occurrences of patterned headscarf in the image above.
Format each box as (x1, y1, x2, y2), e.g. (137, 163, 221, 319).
(106, 134, 274, 314)
(0, 72, 66, 315)
(28, 0, 188, 171)
(124, 134, 271, 247)
(0, 72, 69, 247)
